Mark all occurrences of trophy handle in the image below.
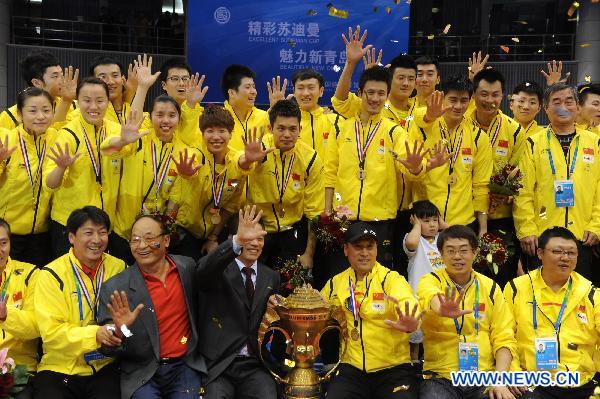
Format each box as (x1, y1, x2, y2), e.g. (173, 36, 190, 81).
(258, 325, 291, 385)
(314, 324, 347, 382)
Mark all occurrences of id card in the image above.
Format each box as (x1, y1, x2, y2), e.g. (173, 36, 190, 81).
(554, 180, 574, 208)
(458, 342, 479, 371)
(83, 350, 107, 363)
(535, 336, 558, 370)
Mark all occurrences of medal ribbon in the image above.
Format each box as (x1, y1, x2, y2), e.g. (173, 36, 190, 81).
(355, 119, 381, 167)
(69, 258, 105, 321)
(546, 127, 580, 178)
(0, 270, 12, 302)
(273, 153, 295, 203)
(151, 141, 174, 194)
(81, 124, 104, 184)
(17, 132, 46, 189)
(453, 277, 479, 337)
(210, 160, 227, 209)
(348, 274, 373, 329)
(490, 116, 502, 147)
(532, 277, 572, 334)
(439, 123, 464, 173)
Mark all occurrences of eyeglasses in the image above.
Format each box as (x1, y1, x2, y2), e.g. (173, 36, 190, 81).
(167, 76, 190, 83)
(545, 248, 578, 258)
(444, 249, 473, 257)
(129, 234, 164, 248)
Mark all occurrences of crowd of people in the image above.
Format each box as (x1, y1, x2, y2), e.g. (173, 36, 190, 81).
(0, 23, 599, 399)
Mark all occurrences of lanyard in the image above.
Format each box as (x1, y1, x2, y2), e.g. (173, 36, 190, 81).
(69, 258, 105, 321)
(490, 116, 502, 146)
(81, 123, 104, 184)
(0, 270, 12, 302)
(17, 132, 46, 189)
(546, 127, 579, 178)
(532, 277, 572, 334)
(232, 108, 253, 140)
(150, 141, 173, 194)
(273, 152, 295, 203)
(348, 274, 373, 329)
(453, 278, 479, 338)
(355, 118, 381, 168)
(209, 158, 227, 209)
(439, 122, 464, 173)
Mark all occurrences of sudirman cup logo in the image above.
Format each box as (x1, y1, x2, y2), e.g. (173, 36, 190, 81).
(214, 7, 231, 24)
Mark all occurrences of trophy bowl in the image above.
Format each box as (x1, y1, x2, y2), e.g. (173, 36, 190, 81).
(258, 284, 347, 399)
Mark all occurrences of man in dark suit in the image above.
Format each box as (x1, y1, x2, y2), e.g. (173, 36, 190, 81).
(97, 213, 206, 399)
(196, 206, 280, 398)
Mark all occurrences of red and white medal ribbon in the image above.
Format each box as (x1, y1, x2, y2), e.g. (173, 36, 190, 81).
(490, 116, 502, 147)
(210, 161, 227, 209)
(17, 132, 46, 188)
(81, 124, 103, 183)
(151, 141, 174, 194)
(69, 258, 105, 319)
(354, 119, 381, 166)
(273, 153, 296, 202)
(439, 122, 464, 171)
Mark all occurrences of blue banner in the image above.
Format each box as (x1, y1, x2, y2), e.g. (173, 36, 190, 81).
(188, 0, 410, 105)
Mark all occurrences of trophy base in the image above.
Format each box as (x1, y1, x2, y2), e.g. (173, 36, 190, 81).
(283, 367, 321, 399)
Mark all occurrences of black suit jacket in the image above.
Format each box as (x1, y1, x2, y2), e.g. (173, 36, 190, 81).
(196, 240, 280, 383)
(98, 255, 206, 399)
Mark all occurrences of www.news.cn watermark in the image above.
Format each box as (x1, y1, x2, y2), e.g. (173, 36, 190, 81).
(451, 371, 580, 387)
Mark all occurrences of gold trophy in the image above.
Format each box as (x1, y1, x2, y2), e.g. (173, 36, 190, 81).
(258, 284, 348, 399)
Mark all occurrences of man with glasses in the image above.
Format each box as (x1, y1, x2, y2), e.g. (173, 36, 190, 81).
(504, 227, 600, 399)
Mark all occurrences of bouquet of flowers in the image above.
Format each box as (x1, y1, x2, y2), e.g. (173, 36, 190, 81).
(488, 163, 523, 214)
(473, 232, 515, 275)
(276, 257, 311, 293)
(0, 349, 28, 398)
(310, 205, 353, 252)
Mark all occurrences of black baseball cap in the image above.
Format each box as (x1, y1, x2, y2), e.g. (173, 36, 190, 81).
(344, 222, 377, 243)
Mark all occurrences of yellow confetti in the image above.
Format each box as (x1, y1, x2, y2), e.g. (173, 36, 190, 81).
(511, 37, 520, 43)
(580, 43, 592, 47)
(402, 16, 409, 20)
(443, 24, 451, 34)
(386, 6, 392, 14)
(180, 336, 188, 344)
(328, 6, 349, 19)
(567, 1, 579, 17)
(427, 34, 435, 40)
(500, 45, 510, 53)
(514, 20, 528, 25)
(585, 75, 592, 82)
(394, 0, 401, 4)
(307, 9, 317, 16)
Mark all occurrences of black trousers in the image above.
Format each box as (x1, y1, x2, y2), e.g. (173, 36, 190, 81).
(10, 232, 53, 267)
(204, 357, 276, 399)
(33, 363, 120, 399)
(49, 220, 70, 259)
(325, 363, 418, 399)
(520, 379, 597, 399)
(393, 209, 413, 278)
(108, 232, 135, 265)
(260, 218, 308, 269)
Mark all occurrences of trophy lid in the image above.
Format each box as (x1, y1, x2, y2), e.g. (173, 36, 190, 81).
(283, 283, 329, 309)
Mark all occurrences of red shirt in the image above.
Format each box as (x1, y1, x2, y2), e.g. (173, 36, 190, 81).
(141, 258, 191, 358)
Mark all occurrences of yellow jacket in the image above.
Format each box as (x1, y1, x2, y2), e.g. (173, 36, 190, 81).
(504, 269, 599, 385)
(0, 258, 39, 372)
(224, 101, 269, 151)
(113, 133, 187, 239)
(175, 147, 248, 238)
(177, 102, 205, 147)
(576, 123, 600, 136)
(513, 126, 600, 240)
(247, 136, 323, 233)
(408, 116, 493, 225)
(45, 115, 125, 226)
(299, 107, 342, 162)
(34, 250, 126, 376)
(418, 269, 517, 379)
(0, 126, 57, 235)
(321, 262, 418, 372)
(0, 99, 78, 131)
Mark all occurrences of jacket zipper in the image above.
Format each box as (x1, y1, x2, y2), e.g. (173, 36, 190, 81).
(310, 113, 315, 149)
(359, 317, 366, 372)
(443, 183, 451, 220)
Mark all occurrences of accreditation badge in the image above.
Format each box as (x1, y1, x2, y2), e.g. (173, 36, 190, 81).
(371, 292, 385, 312)
(458, 342, 479, 371)
(554, 180, 574, 208)
(83, 350, 107, 364)
(535, 336, 558, 370)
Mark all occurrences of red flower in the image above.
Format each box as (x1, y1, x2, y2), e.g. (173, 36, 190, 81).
(0, 373, 14, 396)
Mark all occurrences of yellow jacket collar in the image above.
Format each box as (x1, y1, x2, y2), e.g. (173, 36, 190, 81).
(301, 106, 324, 119)
(68, 248, 106, 271)
(78, 114, 104, 134)
(224, 100, 255, 123)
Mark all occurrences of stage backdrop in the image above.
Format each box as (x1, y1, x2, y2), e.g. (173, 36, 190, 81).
(188, 0, 410, 105)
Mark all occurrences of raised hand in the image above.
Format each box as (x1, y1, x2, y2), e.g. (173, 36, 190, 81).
(267, 76, 293, 108)
(119, 109, 148, 145)
(425, 91, 451, 122)
(235, 205, 267, 246)
(362, 47, 383, 70)
(409, 214, 421, 228)
(61, 66, 79, 101)
(48, 142, 80, 169)
(391, 140, 426, 175)
(541, 60, 570, 86)
(384, 298, 424, 333)
(125, 62, 139, 94)
(436, 286, 473, 319)
(172, 148, 202, 177)
(134, 54, 161, 89)
(426, 140, 451, 170)
(242, 127, 275, 163)
(0, 135, 16, 162)
(342, 25, 372, 65)
(468, 51, 489, 80)
(96, 324, 122, 347)
(106, 290, 144, 334)
(185, 73, 208, 108)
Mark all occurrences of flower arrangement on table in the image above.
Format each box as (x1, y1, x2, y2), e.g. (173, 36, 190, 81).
(310, 205, 353, 252)
(488, 163, 523, 214)
(0, 349, 29, 398)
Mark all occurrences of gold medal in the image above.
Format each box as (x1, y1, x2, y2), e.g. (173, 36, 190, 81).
(448, 175, 457, 185)
(210, 212, 221, 225)
(357, 168, 367, 180)
(350, 327, 360, 341)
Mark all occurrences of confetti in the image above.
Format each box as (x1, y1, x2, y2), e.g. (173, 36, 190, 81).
(567, 17, 579, 22)
(402, 16, 409, 20)
(373, 6, 379, 12)
(568, 220, 575, 226)
(427, 34, 435, 40)
(432, 7, 439, 13)
(500, 45, 510, 53)
(525, 82, 531, 87)
(406, 0, 412, 4)
(333, 65, 341, 73)
(386, 6, 392, 14)
(443, 24, 451, 34)
(394, 0, 401, 3)
(511, 37, 520, 43)
(288, 39, 297, 48)
(585, 75, 592, 82)
(390, 39, 400, 43)
(514, 20, 528, 25)
(328, 6, 349, 18)
(567, 1, 579, 17)
(537, 49, 543, 53)
(580, 43, 591, 47)
(335, 192, 342, 202)
(307, 9, 317, 16)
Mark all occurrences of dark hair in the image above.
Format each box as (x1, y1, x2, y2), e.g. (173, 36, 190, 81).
(473, 68, 506, 93)
(221, 64, 256, 100)
(150, 95, 181, 117)
(389, 54, 417, 75)
(16, 87, 53, 112)
(544, 83, 578, 107)
(415, 56, 440, 73)
(578, 83, 600, 106)
(268, 99, 301, 126)
(436, 225, 478, 252)
(512, 81, 543, 103)
(19, 52, 60, 87)
(411, 200, 440, 219)
(441, 75, 474, 97)
(88, 56, 125, 76)
(200, 105, 235, 132)
(66, 206, 111, 234)
(159, 57, 192, 84)
(292, 68, 325, 88)
(132, 214, 169, 236)
(538, 227, 577, 249)
(77, 76, 110, 98)
(0, 218, 10, 237)
(358, 65, 392, 93)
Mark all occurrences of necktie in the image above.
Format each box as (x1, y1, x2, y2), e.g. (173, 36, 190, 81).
(243, 267, 255, 302)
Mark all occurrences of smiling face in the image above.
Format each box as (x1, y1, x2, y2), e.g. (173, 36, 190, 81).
(238, 224, 265, 264)
(68, 220, 109, 267)
(93, 64, 124, 102)
(18, 95, 54, 135)
(78, 83, 109, 126)
(270, 115, 300, 152)
(510, 91, 541, 126)
(441, 238, 476, 281)
(161, 67, 191, 104)
(203, 126, 231, 155)
(130, 217, 169, 270)
(0, 225, 9, 269)
(443, 90, 471, 125)
(344, 238, 377, 277)
(416, 64, 439, 97)
(293, 77, 324, 111)
(33, 65, 63, 99)
(580, 93, 600, 126)
(391, 67, 416, 100)
(474, 80, 503, 118)
(538, 237, 578, 281)
(545, 88, 579, 127)
(229, 77, 257, 110)
(151, 101, 179, 142)
(359, 80, 388, 116)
